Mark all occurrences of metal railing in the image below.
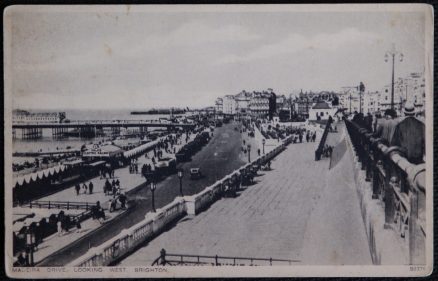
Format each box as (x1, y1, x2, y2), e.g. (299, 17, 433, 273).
(23, 200, 96, 211)
(315, 118, 333, 161)
(345, 119, 426, 265)
(151, 249, 299, 266)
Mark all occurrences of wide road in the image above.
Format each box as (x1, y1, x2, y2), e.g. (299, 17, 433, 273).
(38, 122, 249, 266)
(120, 122, 371, 266)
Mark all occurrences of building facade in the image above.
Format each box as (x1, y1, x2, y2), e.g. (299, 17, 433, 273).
(215, 98, 223, 113)
(308, 101, 337, 120)
(222, 95, 237, 115)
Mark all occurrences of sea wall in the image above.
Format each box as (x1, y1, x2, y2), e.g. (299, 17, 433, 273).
(344, 127, 409, 265)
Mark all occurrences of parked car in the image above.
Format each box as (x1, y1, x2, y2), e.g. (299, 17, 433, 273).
(190, 168, 202, 180)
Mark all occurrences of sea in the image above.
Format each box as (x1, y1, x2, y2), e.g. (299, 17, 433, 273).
(12, 109, 182, 164)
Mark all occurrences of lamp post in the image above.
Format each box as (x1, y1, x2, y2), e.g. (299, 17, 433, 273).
(150, 181, 156, 212)
(25, 229, 35, 266)
(385, 44, 403, 111)
(177, 169, 184, 196)
(262, 139, 266, 155)
(247, 144, 251, 162)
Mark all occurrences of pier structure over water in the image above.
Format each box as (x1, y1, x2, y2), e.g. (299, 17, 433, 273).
(12, 120, 196, 139)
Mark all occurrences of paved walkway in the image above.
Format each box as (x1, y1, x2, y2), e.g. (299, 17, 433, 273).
(120, 125, 372, 266)
(13, 132, 199, 264)
(31, 208, 123, 264)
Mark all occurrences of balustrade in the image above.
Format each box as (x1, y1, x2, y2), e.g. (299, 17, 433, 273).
(345, 119, 426, 265)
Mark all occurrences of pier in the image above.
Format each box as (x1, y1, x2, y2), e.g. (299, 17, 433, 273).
(12, 120, 196, 139)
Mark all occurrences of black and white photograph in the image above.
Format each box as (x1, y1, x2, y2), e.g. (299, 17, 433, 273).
(3, 4, 433, 278)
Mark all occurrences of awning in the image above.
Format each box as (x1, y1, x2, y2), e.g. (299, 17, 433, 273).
(64, 159, 83, 166)
(13, 164, 67, 188)
(122, 139, 161, 158)
(87, 161, 107, 167)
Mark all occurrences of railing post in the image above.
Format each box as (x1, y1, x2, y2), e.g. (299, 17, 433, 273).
(215, 255, 218, 266)
(384, 176, 397, 228)
(365, 141, 372, 182)
(67, 202, 69, 210)
(48, 201, 51, 209)
(372, 160, 382, 199)
(409, 188, 425, 265)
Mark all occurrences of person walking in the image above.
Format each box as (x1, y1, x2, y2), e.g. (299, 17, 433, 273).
(75, 219, 82, 233)
(75, 183, 80, 196)
(57, 220, 62, 237)
(89, 181, 94, 194)
(82, 182, 88, 194)
(104, 179, 110, 195)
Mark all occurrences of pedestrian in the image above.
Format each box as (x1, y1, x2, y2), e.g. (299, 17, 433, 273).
(75, 219, 82, 233)
(82, 182, 88, 194)
(299, 133, 303, 143)
(119, 193, 127, 209)
(112, 185, 117, 198)
(116, 179, 120, 187)
(257, 148, 261, 156)
(16, 252, 27, 267)
(109, 198, 115, 212)
(57, 220, 62, 237)
(89, 181, 94, 194)
(104, 179, 110, 195)
(75, 183, 80, 196)
(111, 169, 115, 178)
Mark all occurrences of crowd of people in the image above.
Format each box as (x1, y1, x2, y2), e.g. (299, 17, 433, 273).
(350, 101, 425, 165)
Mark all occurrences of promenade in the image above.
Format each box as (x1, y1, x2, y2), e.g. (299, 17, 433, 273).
(34, 122, 254, 266)
(13, 132, 199, 264)
(120, 123, 372, 266)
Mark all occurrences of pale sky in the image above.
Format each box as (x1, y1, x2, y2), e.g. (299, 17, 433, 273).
(5, 5, 427, 110)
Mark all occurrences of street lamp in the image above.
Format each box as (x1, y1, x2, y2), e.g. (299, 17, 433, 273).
(177, 169, 184, 196)
(25, 229, 36, 266)
(385, 44, 403, 111)
(262, 139, 266, 155)
(247, 144, 251, 162)
(150, 181, 156, 212)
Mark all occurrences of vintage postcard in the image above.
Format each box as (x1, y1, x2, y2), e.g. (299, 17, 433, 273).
(3, 4, 433, 278)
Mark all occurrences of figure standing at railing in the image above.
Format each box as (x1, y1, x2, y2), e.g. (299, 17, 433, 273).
(390, 102, 425, 165)
(373, 109, 398, 145)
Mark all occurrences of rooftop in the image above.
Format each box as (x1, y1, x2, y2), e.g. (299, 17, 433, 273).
(312, 101, 331, 110)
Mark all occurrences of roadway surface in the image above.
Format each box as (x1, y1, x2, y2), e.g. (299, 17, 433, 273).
(38, 122, 249, 266)
(119, 122, 372, 266)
